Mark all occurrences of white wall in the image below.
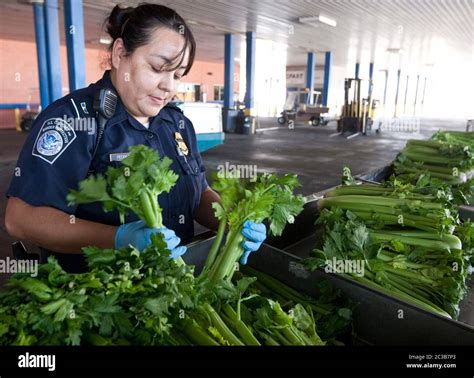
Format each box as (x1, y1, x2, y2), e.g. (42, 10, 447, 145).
(240, 39, 287, 117)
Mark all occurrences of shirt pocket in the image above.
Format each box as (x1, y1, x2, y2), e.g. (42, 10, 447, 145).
(174, 154, 204, 214)
(175, 154, 202, 176)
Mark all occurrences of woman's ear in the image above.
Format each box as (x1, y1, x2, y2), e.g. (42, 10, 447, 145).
(111, 38, 126, 69)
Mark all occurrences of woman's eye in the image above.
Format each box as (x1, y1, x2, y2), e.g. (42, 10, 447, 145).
(174, 75, 182, 80)
(151, 65, 162, 73)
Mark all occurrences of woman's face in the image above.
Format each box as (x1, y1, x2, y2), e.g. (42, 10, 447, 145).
(110, 27, 189, 122)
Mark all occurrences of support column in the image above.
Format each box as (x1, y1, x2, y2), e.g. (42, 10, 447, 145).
(355, 62, 360, 79)
(32, 1, 50, 109)
(244, 31, 256, 114)
(403, 75, 409, 115)
(382, 71, 389, 107)
(421, 77, 427, 105)
(322, 51, 332, 107)
(223, 34, 235, 109)
(421, 77, 427, 116)
(44, 0, 63, 102)
(394, 69, 401, 117)
(305, 52, 316, 104)
(413, 74, 420, 115)
(64, 0, 86, 91)
(222, 33, 235, 132)
(368, 62, 374, 98)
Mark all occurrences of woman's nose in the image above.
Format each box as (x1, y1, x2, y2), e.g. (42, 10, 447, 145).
(158, 72, 174, 93)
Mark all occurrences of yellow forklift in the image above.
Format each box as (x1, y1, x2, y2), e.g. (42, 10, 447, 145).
(332, 78, 378, 139)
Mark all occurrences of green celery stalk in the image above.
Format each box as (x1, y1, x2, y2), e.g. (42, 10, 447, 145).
(350, 211, 439, 233)
(202, 217, 227, 274)
(241, 266, 332, 315)
(207, 229, 244, 283)
(202, 303, 244, 346)
(350, 272, 452, 318)
(258, 332, 280, 346)
(181, 318, 220, 346)
(319, 195, 443, 210)
(221, 304, 261, 345)
(373, 230, 462, 250)
(370, 231, 459, 251)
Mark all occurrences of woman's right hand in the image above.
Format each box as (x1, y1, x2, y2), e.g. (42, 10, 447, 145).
(115, 220, 187, 259)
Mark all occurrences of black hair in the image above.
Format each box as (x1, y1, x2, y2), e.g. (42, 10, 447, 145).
(105, 3, 196, 75)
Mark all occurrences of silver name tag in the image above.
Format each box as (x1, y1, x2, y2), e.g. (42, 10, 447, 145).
(109, 152, 130, 162)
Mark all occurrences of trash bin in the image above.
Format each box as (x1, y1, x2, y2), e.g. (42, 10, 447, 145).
(242, 115, 253, 135)
(235, 109, 245, 134)
(222, 108, 239, 133)
(235, 110, 254, 135)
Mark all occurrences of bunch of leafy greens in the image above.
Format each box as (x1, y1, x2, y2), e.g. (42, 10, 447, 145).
(202, 172, 306, 283)
(306, 167, 471, 319)
(318, 179, 458, 234)
(67, 144, 178, 228)
(1, 145, 345, 345)
(393, 132, 474, 204)
(0, 242, 197, 345)
(394, 139, 473, 184)
(237, 266, 353, 343)
(432, 130, 474, 149)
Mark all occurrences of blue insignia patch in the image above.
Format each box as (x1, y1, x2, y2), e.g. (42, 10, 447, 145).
(32, 118, 77, 164)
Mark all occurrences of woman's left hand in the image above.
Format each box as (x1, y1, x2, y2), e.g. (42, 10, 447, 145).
(240, 220, 267, 265)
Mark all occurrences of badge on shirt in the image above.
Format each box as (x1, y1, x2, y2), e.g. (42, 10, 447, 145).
(32, 118, 77, 164)
(174, 132, 189, 156)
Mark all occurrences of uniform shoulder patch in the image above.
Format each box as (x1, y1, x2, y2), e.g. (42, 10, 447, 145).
(32, 118, 77, 164)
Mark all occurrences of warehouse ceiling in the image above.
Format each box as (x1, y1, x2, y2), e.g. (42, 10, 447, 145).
(0, 0, 472, 72)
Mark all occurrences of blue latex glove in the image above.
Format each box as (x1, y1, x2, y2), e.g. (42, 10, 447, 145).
(115, 220, 187, 259)
(240, 220, 267, 265)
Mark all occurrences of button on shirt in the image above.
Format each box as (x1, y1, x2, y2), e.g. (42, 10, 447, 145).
(7, 71, 208, 270)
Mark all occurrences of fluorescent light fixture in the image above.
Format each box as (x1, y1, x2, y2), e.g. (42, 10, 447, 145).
(317, 15, 337, 27)
(99, 37, 112, 45)
(214, 26, 229, 32)
(299, 15, 337, 27)
(187, 20, 198, 25)
(386, 47, 403, 54)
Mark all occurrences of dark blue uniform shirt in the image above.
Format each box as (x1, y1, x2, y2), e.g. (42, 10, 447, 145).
(7, 71, 208, 271)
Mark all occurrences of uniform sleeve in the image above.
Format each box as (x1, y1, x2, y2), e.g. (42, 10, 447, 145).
(6, 99, 96, 214)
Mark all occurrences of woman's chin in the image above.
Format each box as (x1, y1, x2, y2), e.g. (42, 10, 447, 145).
(143, 103, 165, 116)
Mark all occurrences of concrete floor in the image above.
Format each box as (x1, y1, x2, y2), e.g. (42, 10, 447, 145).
(0, 117, 467, 288)
(202, 118, 466, 194)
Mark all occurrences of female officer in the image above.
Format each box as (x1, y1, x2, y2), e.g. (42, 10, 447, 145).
(5, 4, 266, 273)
